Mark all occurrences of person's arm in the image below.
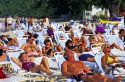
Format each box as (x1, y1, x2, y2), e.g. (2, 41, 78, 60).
(87, 58, 95, 62)
(42, 46, 47, 55)
(34, 45, 41, 53)
(11, 57, 22, 68)
(111, 43, 123, 50)
(111, 56, 119, 63)
(21, 44, 26, 50)
(29, 57, 34, 62)
(9, 41, 18, 47)
(61, 62, 74, 78)
(102, 56, 108, 70)
(13, 38, 18, 46)
(80, 61, 91, 73)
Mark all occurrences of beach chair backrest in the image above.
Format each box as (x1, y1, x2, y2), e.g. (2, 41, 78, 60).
(73, 29, 82, 38)
(48, 58, 59, 69)
(105, 35, 117, 45)
(17, 38, 27, 48)
(57, 56, 66, 71)
(91, 43, 104, 55)
(15, 30, 25, 38)
(94, 52, 105, 75)
(54, 31, 67, 49)
(6, 51, 23, 72)
(42, 28, 48, 36)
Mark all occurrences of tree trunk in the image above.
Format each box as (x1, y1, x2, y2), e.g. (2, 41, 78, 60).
(109, 0, 122, 17)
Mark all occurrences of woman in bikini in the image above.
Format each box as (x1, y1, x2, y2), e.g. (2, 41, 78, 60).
(21, 36, 42, 57)
(102, 44, 120, 71)
(11, 52, 51, 74)
(42, 39, 53, 55)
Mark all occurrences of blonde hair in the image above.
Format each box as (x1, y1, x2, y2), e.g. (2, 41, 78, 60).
(101, 43, 110, 52)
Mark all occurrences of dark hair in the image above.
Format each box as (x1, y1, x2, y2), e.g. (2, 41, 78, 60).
(0, 35, 6, 39)
(46, 49, 53, 56)
(33, 34, 39, 39)
(27, 32, 33, 36)
(8, 38, 13, 41)
(27, 35, 34, 42)
(18, 52, 26, 61)
(119, 29, 125, 34)
(28, 35, 33, 39)
(64, 52, 68, 61)
(65, 39, 72, 47)
(89, 36, 95, 41)
(0, 49, 3, 56)
(44, 39, 51, 45)
(65, 26, 71, 31)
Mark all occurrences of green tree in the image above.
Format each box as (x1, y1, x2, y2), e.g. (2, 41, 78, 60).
(94, 0, 124, 17)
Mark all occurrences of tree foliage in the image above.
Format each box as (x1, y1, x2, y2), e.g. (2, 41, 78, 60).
(0, 0, 124, 18)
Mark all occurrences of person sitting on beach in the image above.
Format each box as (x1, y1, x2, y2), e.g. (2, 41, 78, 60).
(62, 49, 122, 82)
(0, 39, 8, 51)
(11, 52, 51, 74)
(70, 30, 80, 46)
(21, 36, 42, 57)
(65, 39, 100, 73)
(113, 29, 125, 50)
(42, 39, 53, 55)
(0, 49, 10, 61)
(65, 39, 74, 51)
(7, 38, 18, 47)
(0, 35, 9, 44)
(47, 26, 54, 38)
(101, 44, 124, 72)
(79, 35, 91, 52)
(95, 31, 105, 43)
(89, 35, 122, 51)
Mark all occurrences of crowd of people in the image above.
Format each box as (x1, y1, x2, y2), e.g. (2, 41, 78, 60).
(0, 16, 125, 82)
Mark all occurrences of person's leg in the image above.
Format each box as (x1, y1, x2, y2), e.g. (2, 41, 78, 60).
(30, 65, 50, 74)
(92, 74, 107, 82)
(41, 57, 49, 69)
(111, 43, 123, 50)
(113, 76, 123, 82)
(30, 65, 40, 73)
(40, 57, 51, 74)
(81, 75, 98, 82)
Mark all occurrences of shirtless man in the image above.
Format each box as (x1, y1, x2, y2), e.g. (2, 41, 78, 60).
(21, 36, 42, 56)
(61, 49, 122, 82)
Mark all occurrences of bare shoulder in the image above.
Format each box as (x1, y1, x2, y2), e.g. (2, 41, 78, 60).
(102, 55, 106, 59)
(21, 43, 27, 48)
(79, 61, 83, 64)
(63, 61, 68, 64)
(42, 46, 46, 49)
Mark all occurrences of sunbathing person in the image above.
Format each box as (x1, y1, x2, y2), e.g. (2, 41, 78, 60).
(47, 26, 54, 39)
(0, 35, 9, 44)
(79, 35, 91, 52)
(11, 52, 51, 74)
(0, 49, 10, 61)
(0, 39, 8, 51)
(65, 39, 101, 73)
(62, 49, 122, 82)
(42, 39, 53, 55)
(7, 38, 18, 47)
(102, 44, 122, 71)
(113, 29, 125, 50)
(21, 36, 42, 57)
(62, 49, 107, 82)
(95, 31, 105, 43)
(70, 30, 80, 46)
(89, 36, 122, 51)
